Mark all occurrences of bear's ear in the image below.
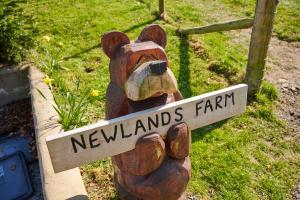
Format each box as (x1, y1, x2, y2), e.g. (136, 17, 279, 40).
(138, 24, 167, 48)
(101, 31, 130, 59)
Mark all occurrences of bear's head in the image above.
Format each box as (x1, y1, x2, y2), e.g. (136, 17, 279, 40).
(102, 25, 182, 117)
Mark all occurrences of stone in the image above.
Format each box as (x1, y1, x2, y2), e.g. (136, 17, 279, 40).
(29, 66, 88, 200)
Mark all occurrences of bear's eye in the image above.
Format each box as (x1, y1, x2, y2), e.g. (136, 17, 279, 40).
(134, 55, 158, 70)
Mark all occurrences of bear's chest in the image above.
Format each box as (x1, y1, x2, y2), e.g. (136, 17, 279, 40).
(127, 93, 175, 113)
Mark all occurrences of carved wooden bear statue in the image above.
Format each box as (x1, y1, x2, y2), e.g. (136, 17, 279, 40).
(101, 24, 191, 200)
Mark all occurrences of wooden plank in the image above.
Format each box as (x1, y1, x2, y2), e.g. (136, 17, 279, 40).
(177, 18, 254, 35)
(245, 0, 279, 98)
(46, 84, 248, 173)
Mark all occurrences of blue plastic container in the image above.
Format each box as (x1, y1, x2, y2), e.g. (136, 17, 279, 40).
(0, 136, 33, 162)
(0, 152, 33, 200)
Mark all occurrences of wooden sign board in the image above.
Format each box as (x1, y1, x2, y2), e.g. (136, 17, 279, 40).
(46, 84, 248, 173)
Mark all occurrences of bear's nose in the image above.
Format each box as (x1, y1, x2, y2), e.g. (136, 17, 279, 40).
(149, 61, 167, 75)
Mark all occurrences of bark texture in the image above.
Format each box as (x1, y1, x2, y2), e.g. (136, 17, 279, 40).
(245, 0, 279, 98)
(178, 18, 254, 35)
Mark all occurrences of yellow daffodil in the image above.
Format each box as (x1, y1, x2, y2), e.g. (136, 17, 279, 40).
(58, 42, 64, 47)
(43, 75, 54, 85)
(42, 35, 51, 42)
(91, 89, 100, 97)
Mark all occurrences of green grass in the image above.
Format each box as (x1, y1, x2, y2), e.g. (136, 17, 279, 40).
(6, 0, 300, 199)
(275, 0, 300, 42)
(189, 82, 300, 199)
(218, 0, 300, 42)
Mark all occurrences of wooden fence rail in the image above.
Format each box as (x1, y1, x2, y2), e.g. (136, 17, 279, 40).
(159, 0, 278, 98)
(177, 18, 254, 35)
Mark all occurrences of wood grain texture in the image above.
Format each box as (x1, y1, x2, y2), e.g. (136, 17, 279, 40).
(104, 27, 190, 200)
(166, 123, 190, 159)
(138, 24, 167, 48)
(113, 133, 165, 176)
(101, 31, 130, 59)
(245, 0, 279, 98)
(109, 41, 167, 87)
(114, 157, 191, 200)
(178, 18, 254, 35)
(47, 25, 247, 200)
(46, 84, 247, 172)
(125, 61, 178, 101)
(112, 87, 189, 200)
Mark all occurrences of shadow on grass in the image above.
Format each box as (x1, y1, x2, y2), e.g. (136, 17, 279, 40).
(178, 35, 192, 98)
(63, 17, 158, 61)
(177, 34, 229, 142)
(191, 119, 229, 143)
(122, 17, 158, 33)
(63, 44, 99, 60)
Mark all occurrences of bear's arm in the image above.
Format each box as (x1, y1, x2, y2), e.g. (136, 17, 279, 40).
(173, 91, 184, 101)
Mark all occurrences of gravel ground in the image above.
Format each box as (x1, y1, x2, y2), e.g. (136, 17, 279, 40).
(293, 184, 300, 200)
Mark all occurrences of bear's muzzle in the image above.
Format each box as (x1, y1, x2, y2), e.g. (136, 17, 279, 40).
(125, 60, 178, 101)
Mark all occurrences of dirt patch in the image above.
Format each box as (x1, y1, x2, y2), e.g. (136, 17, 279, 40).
(189, 39, 210, 60)
(268, 39, 300, 199)
(264, 35, 300, 200)
(0, 99, 33, 133)
(0, 98, 37, 158)
(232, 28, 300, 199)
(232, 29, 300, 132)
(293, 184, 300, 200)
(82, 166, 117, 199)
(265, 38, 300, 134)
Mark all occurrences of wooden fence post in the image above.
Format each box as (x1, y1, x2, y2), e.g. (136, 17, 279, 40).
(159, 0, 165, 19)
(244, 0, 279, 99)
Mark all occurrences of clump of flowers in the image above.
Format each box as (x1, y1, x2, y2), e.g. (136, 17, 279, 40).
(38, 77, 102, 130)
(58, 42, 64, 47)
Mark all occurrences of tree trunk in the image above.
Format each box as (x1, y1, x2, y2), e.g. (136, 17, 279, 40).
(245, 0, 279, 99)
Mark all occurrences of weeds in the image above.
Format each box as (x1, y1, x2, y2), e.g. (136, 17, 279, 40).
(260, 81, 279, 102)
(207, 60, 241, 83)
(41, 58, 61, 75)
(0, 0, 35, 63)
(208, 61, 239, 78)
(40, 49, 70, 75)
(40, 57, 70, 75)
(38, 77, 99, 131)
(53, 80, 91, 130)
